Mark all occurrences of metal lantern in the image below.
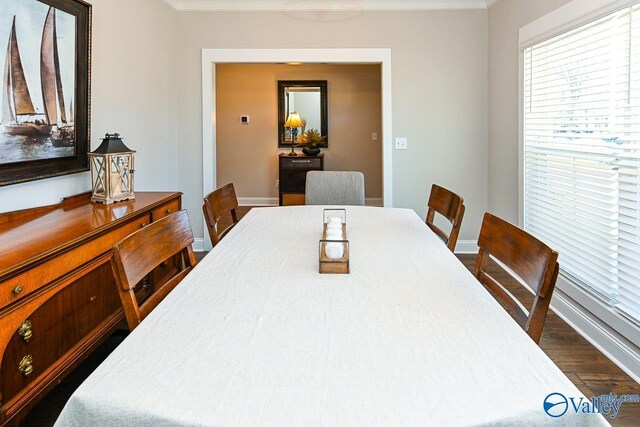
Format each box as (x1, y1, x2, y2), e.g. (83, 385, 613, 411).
(89, 133, 136, 204)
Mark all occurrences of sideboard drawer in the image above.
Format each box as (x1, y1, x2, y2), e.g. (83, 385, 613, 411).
(151, 199, 181, 222)
(0, 214, 150, 309)
(281, 158, 322, 169)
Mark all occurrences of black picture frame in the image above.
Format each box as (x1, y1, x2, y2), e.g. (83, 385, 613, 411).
(0, 0, 91, 186)
(278, 80, 328, 148)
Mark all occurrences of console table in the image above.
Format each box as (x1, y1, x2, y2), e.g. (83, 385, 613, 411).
(0, 191, 182, 425)
(279, 153, 324, 206)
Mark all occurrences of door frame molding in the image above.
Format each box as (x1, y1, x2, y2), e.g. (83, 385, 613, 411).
(201, 48, 393, 249)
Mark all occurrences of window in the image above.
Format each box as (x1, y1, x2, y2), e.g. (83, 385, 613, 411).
(523, 3, 640, 323)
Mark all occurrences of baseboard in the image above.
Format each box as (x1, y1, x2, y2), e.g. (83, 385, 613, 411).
(487, 256, 640, 383)
(237, 197, 278, 206)
(550, 282, 640, 384)
(237, 197, 384, 207)
(193, 238, 205, 252)
(454, 240, 478, 254)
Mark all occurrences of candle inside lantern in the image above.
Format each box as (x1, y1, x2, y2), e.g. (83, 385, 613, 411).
(320, 208, 349, 274)
(325, 242, 344, 259)
(110, 164, 123, 195)
(325, 215, 344, 259)
(326, 224, 342, 236)
(327, 216, 343, 226)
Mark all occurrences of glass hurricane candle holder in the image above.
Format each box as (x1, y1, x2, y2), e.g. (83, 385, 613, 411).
(319, 208, 349, 274)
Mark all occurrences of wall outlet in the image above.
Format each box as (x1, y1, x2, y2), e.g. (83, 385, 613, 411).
(395, 137, 408, 150)
(275, 179, 279, 188)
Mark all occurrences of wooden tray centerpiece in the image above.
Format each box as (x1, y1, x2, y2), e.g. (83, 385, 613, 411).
(319, 209, 349, 274)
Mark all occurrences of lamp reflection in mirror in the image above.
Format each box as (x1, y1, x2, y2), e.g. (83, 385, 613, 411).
(89, 133, 136, 204)
(284, 112, 303, 157)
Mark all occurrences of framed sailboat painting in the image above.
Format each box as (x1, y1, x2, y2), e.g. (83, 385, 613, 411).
(0, 0, 91, 186)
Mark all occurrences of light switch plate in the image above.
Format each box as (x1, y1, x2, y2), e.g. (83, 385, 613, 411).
(395, 137, 408, 150)
(372, 132, 378, 141)
(241, 115, 250, 124)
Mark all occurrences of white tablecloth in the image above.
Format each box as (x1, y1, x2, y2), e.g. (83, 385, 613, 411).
(55, 206, 608, 426)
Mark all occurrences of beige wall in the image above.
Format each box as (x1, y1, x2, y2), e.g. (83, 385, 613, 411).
(0, 0, 179, 212)
(487, 0, 572, 223)
(1, 5, 492, 244)
(216, 63, 382, 200)
(177, 10, 489, 241)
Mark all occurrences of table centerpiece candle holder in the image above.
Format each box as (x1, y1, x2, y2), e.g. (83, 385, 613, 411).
(319, 209, 349, 274)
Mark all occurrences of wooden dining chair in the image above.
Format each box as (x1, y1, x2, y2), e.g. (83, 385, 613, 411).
(111, 210, 196, 331)
(203, 183, 239, 247)
(425, 184, 465, 252)
(473, 213, 559, 344)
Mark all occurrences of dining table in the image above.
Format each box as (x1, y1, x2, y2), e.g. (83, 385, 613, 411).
(55, 206, 608, 426)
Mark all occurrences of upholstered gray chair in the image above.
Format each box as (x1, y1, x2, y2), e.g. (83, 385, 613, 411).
(305, 171, 365, 206)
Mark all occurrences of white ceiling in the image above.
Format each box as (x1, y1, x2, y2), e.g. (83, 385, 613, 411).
(162, 0, 500, 12)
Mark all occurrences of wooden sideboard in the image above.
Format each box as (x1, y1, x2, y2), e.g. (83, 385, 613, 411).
(279, 153, 324, 206)
(0, 191, 182, 426)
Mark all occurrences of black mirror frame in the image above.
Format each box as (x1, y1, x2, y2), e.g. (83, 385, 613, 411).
(277, 80, 328, 148)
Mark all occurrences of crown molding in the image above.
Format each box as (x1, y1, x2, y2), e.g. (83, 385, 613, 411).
(161, 0, 491, 12)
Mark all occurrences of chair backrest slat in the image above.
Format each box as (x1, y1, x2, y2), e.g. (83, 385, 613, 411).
(425, 184, 465, 252)
(203, 183, 240, 247)
(477, 270, 529, 328)
(305, 171, 365, 206)
(111, 210, 196, 330)
(476, 213, 555, 295)
(474, 213, 559, 343)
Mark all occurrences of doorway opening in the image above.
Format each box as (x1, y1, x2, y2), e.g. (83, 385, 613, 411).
(201, 49, 392, 249)
(216, 63, 382, 207)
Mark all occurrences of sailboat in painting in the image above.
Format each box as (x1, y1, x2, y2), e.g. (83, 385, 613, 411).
(42, 7, 74, 146)
(2, 7, 73, 145)
(2, 17, 51, 136)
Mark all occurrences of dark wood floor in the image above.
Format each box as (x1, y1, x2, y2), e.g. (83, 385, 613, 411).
(457, 254, 640, 426)
(21, 207, 640, 426)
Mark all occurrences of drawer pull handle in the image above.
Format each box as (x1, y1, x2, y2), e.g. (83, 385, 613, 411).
(13, 285, 24, 295)
(292, 160, 311, 163)
(18, 320, 32, 342)
(19, 355, 33, 377)
(165, 209, 172, 214)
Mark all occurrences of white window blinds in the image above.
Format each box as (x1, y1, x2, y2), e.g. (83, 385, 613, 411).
(523, 3, 640, 323)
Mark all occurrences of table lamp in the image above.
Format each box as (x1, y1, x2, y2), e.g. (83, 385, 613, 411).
(284, 112, 303, 157)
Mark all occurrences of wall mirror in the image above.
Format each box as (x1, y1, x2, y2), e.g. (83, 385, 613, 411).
(278, 80, 328, 148)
